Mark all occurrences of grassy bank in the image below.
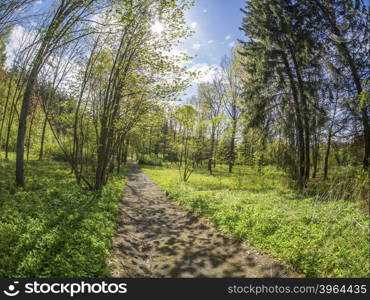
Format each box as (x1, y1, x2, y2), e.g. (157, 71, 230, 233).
(142, 164, 369, 278)
(0, 156, 126, 277)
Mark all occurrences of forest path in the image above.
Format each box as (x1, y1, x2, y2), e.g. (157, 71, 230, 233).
(108, 162, 297, 278)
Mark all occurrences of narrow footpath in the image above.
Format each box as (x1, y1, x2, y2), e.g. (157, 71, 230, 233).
(108, 163, 297, 278)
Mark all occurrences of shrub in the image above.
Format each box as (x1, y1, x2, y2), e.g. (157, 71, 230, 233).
(138, 155, 163, 166)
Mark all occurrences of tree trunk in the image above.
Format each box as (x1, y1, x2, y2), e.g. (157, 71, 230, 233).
(312, 119, 319, 178)
(324, 134, 332, 180)
(207, 159, 212, 174)
(95, 124, 109, 190)
(317, 1, 369, 170)
(4, 96, 17, 160)
(312, 139, 319, 179)
(15, 25, 52, 186)
(281, 52, 306, 189)
(0, 76, 13, 155)
(361, 108, 369, 169)
(289, 45, 310, 186)
(123, 140, 128, 163)
(228, 119, 237, 173)
(15, 63, 40, 186)
(26, 110, 36, 161)
(117, 138, 124, 174)
(38, 116, 47, 160)
(15, 0, 94, 186)
(208, 124, 215, 175)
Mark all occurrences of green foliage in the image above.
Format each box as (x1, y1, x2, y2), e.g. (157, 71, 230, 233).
(359, 90, 369, 110)
(138, 154, 163, 166)
(172, 105, 199, 181)
(142, 165, 369, 278)
(306, 166, 369, 209)
(0, 157, 125, 277)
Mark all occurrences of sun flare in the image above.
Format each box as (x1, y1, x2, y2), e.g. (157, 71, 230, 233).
(151, 20, 164, 34)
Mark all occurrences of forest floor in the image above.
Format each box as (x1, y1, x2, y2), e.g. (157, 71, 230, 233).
(108, 162, 297, 278)
(0, 156, 126, 277)
(140, 164, 368, 277)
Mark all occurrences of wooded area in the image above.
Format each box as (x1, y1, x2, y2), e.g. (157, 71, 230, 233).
(0, 0, 192, 190)
(0, 0, 368, 278)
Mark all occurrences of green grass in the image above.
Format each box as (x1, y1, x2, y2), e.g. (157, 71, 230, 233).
(0, 155, 126, 277)
(142, 164, 369, 278)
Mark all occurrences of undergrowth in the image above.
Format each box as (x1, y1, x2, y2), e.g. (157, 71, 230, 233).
(0, 157, 126, 277)
(142, 164, 369, 278)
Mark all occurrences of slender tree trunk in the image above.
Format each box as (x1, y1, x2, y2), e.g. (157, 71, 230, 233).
(26, 110, 36, 161)
(15, 66, 39, 186)
(317, 1, 369, 170)
(208, 124, 215, 175)
(123, 140, 128, 163)
(95, 90, 122, 189)
(312, 119, 319, 178)
(15, 0, 94, 186)
(117, 143, 122, 174)
(324, 133, 332, 180)
(163, 121, 168, 160)
(95, 123, 109, 189)
(312, 138, 319, 179)
(289, 46, 310, 185)
(340, 49, 369, 169)
(0, 76, 13, 154)
(361, 108, 369, 169)
(4, 97, 17, 160)
(148, 126, 152, 155)
(38, 115, 47, 160)
(15, 29, 51, 186)
(207, 154, 212, 174)
(229, 119, 237, 173)
(117, 138, 124, 174)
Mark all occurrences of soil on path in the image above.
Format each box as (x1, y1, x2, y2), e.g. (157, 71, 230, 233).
(108, 163, 297, 278)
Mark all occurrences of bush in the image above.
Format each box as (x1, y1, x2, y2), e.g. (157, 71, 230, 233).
(138, 155, 163, 166)
(306, 167, 369, 209)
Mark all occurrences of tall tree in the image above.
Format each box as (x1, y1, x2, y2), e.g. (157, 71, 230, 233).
(15, 0, 97, 186)
(221, 48, 243, 173)
(240, 0, 322, 188)
(308, 0, 369, 170)
(198, 80, 223, 175)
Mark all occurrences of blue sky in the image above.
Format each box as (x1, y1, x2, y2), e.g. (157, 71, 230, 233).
(22, 0, 247, 67)
(184, 0, 245, 65)
(6, 0, 247, 97)
(180, 0, 246, 97)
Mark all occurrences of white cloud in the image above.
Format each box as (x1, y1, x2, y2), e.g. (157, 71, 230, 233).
(228, 41, 236, 48)
(203, 9, 207, 13)
(5, 25, 35, 68)
(207, 40, 214, 44)
(225, 35, 231, 40)
(192, 43, 201, 50)
(190, 21, 197, 29)
(188, 63, 222, 84)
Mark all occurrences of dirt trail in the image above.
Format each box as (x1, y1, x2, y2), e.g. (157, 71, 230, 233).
(108, 163, 297, 278)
